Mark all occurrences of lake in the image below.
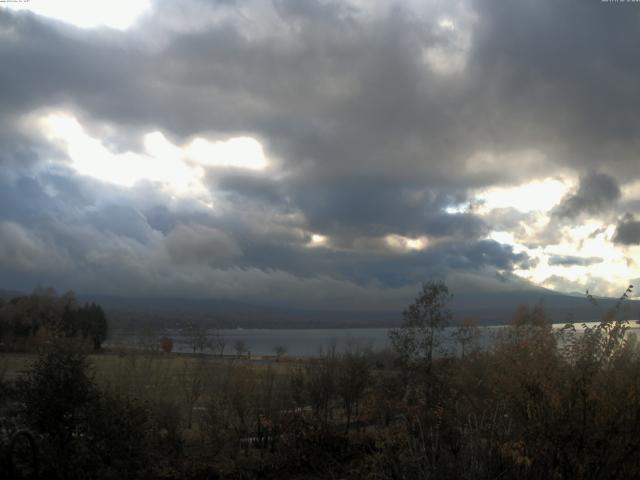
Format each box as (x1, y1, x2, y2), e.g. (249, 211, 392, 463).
(109, 321, 640, 357)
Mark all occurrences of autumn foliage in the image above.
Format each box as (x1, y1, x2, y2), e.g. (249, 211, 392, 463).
(3, 283, 640, 479)
(160, 336, 173, 354)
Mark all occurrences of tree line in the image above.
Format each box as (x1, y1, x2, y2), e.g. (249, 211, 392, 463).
(0, 288, 108, 352)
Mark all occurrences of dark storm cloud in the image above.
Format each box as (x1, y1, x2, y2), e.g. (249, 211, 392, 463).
(232, 235, 530, 289)
(212, 169, 484, 243)
(0, 13, 140, 126)
(144, 205, 177, 234)
(554, 173, 621, 219)
(289, 175, 482, 240)
(1, 0, 639, 304)
(614, 214, 640, 246)
(356, 239, 532, 288)
(213, 172, 289, 208)
(470, 0, 640, 177)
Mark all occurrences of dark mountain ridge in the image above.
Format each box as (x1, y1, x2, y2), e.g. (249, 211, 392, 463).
(85, 289, 640, 329)
(2, 287, 636, 329)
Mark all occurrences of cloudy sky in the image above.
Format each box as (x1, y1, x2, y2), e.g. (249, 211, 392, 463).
(1, 0, 639, 310)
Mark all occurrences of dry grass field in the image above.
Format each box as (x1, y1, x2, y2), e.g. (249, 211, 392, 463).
(1, 348, 299, 434)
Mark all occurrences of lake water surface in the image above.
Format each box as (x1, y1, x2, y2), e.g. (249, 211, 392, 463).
(110, 321, 640, 357)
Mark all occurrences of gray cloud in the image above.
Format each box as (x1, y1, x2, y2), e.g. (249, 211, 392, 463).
(548, 255, 603, 267)
(3, 0, 639, 181)
(0, 221, 71, 273)
(289, 176, 482, 241)
(165, 223, 242, 266)
(0, 0, 638, 307)
(614, 214, 640, 246)
(88, 205, 156, 244)
(554, 173, 621, 219)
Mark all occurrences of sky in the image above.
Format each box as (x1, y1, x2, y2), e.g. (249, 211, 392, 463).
(1, 0, 639, 311)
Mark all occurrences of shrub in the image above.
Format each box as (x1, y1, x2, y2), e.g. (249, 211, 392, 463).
(16, 340, 159, 479)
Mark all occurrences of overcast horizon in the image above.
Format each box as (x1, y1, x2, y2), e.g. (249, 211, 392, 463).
(1, 0, 640, 312)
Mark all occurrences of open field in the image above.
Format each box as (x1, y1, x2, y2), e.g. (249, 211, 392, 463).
(0, 352, 36, 383)
(1, 349, 297, 403)
(0, 349, 298, 377)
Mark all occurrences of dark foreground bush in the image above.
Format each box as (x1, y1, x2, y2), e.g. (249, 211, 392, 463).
(15, 340, 162, 479)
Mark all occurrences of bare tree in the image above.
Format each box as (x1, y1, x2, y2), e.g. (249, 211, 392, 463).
(234, 340, 247, 358)
(208, 327, 227, 357)
(273, 345, 287, 359)
(451, 319, 481, 358)
(185, 321, 208, 355)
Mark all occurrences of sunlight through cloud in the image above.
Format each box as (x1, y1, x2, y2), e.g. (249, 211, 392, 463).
(186, 137, 268, 171)
(308, 234, 328, 248)
(385, 234, 429, 252)
(4, 0, 151, 30)
(476, 178, 571, 214)
(421, 15, 474, 75)
(38, 111, 268, 197)
(510, 222, 638, 296)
